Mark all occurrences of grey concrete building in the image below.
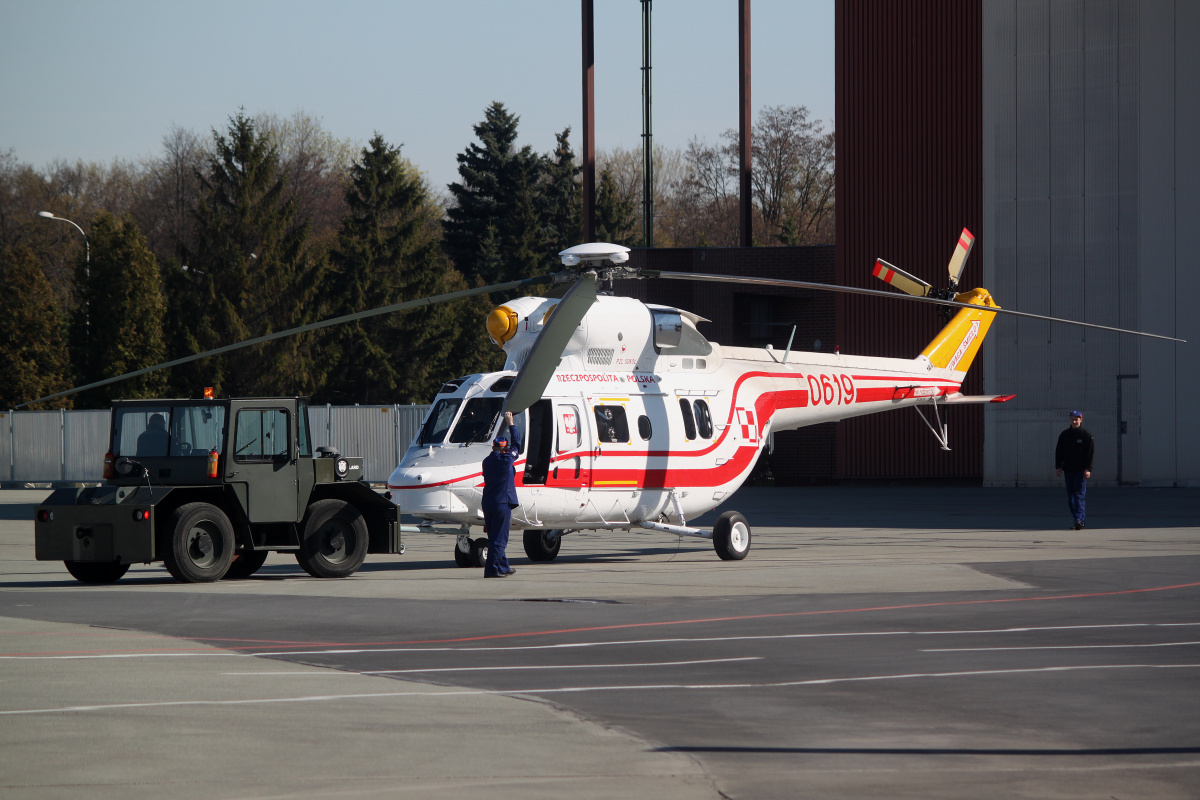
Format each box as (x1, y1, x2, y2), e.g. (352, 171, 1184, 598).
(981, 0, 1198, 486)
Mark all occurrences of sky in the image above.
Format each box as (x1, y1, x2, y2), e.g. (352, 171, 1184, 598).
(0, 0, 835, 193)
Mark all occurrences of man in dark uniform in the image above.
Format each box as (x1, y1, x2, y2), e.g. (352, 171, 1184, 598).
(481, 410, 521, 578)
(1055, 410, 1094, 530)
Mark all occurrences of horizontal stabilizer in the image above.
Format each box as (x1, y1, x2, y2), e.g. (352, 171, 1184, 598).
(872, 259, 931, 297)
(941, 392, 1016, 404)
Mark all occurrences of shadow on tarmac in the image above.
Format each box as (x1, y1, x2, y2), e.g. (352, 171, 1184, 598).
(657, 745, 1200, 757)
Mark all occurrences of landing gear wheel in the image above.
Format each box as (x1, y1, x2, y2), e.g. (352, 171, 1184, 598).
(161, 502, 235, 582)
(469, 537, 489, 569)
(713, 511, 751, 561)
(296, 499, 369, 578)
(523, 529, 562, 562)
(64, 561, 130, 584)
(453, 537, 474, 567)
(225, 548, 269, 579)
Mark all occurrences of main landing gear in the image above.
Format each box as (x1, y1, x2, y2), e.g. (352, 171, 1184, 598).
(712, 511, 751, 560)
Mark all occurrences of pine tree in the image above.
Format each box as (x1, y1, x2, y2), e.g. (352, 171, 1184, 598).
(321, 134, 494, 404)
(69, 212, 168, 408)
(542, 128, 581, 257)
(0, 244, 73, 409)
(171, 111, 322, 398)
(595, 167, 637, 246)
(444, 102, 546, 286)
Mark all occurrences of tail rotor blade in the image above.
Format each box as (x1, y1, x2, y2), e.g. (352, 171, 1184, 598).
(872, 259, 932, 297)
(947, 227, 976, 286)
(504, 273, 598, 415)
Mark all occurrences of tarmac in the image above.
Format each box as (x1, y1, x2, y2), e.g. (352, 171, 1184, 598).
(1, 485, 1198, 799)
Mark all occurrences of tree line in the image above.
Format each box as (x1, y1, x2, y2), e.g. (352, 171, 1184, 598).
(0, 103, 834, 410)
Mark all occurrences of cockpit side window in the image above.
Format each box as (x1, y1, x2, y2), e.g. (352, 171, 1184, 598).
(450, 398, 505, 444)
(419, 398, 462, 446)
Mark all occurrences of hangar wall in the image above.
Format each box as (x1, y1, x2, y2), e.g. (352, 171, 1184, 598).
(981, 0, 1199, 486)
(835, 0, 985, 480)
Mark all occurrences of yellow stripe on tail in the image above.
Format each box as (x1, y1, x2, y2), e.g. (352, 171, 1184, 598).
(921, 288, 999, 373)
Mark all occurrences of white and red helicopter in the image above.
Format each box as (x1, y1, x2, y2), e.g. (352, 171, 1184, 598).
(26, 229, 1180, 569)
(382, 231, 1175, 567)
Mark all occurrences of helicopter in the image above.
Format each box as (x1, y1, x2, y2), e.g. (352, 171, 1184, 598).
(22, 229, 1182, 572)
(382, 231, 1176, 567)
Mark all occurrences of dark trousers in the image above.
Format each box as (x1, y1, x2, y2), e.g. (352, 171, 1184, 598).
(482, 506, 512, 576)
(1063, 471, 1087, 524)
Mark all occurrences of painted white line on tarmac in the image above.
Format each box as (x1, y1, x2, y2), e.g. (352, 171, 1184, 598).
(360, 656, 762, 674)
(924, 641, 1200, 653)
(4, 663, 1198, 716)
(244, 622, 1198, 657)
(5, 622, 1196, 661)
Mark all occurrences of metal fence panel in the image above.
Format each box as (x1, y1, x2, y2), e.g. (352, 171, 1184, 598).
(63, 410, 110, 482)
(4, 404, 431, 486)
(11, 411, 66, 483)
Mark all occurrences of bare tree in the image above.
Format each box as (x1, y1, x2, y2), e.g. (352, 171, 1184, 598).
(256, 111, 360, 251)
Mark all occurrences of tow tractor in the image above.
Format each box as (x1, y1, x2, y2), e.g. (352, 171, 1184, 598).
(34, 396, 400, 583)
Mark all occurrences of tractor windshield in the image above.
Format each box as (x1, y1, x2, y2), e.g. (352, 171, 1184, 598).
(113, 404, 226, 458)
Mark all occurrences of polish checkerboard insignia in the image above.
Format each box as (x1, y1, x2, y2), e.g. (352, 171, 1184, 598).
(735, 407, 758, 442)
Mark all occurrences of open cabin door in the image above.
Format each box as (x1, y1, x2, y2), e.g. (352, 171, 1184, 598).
(522, 400, 554, 486)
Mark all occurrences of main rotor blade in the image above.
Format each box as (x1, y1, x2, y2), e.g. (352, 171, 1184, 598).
(503, 272, 598, 415)
(18, 273, 557, 409)
(652, 271, 1185, 343)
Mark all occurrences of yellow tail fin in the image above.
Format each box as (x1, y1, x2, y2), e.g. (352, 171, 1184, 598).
(920, 288, 999, 373)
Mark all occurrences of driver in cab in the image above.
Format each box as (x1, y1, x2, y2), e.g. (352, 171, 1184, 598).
(136, 413, 169, 456)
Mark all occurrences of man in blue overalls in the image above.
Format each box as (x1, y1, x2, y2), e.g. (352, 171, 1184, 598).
(481, 410, 521, 578)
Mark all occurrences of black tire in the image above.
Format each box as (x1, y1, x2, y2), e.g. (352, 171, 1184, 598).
(713, 511, 751, 561)
(453, 539, 474, 567)
(162, 502, 236, 582)
(64, 561, 130, 584)
(296, 499, 369, 578)
(469, 537, 488, 569)
(523, 529, 562, 562)
(225, 548, 269, 579)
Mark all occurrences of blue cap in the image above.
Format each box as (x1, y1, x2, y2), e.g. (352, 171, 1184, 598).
(492, 435, 509, 446)
(1069, 410, 1082, 417)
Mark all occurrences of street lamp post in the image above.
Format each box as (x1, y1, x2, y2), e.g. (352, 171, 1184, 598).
(36, 211, 90, 336)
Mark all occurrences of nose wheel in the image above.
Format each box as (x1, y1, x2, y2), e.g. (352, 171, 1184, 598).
(453, 534, 489, 568)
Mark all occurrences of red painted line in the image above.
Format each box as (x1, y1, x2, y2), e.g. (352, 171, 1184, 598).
(12, 581, 1195, 658)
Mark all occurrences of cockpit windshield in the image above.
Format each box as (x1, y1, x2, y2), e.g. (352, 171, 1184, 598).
(419, 398, 462, 446)
(449, 398, 504, 444)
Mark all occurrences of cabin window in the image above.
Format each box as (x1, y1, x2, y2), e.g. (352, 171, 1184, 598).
(593, 405, 629, 443)
(637, 414, 652, 441)
(694, 399, 713, 439)
(234, 408, 290, 463)
(450, 397, 504, 444)
(678, 399, 697, 440)
(419, 398, 461, 446)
